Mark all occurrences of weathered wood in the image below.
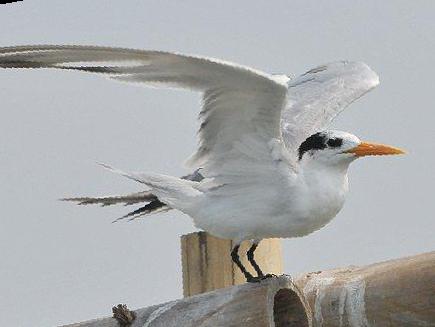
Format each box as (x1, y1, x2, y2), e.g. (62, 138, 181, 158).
(181, 231, 283, 297)
(295, 251, 435, 326)
(62, 276, 311, 327)
(61, 251, 435, 327)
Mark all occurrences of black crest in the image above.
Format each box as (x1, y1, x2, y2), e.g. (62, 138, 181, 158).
(298, 132, 344, 160)
(298, 133, 327, 160)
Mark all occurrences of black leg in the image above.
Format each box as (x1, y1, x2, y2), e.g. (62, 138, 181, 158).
(231, 244, 255, 282)
(247, 241, 264, 277)
(247, 240, 277, 281)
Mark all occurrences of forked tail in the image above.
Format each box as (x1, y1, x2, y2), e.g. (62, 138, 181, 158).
(62, 165, 203, 222)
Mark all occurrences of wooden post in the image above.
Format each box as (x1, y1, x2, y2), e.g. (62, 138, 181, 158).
(181, 231, 283, 297)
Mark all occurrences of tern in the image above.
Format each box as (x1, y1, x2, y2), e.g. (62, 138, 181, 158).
(0, 45, 404, 282)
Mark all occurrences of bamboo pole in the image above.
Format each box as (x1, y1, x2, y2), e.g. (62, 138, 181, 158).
(295, 251, 435, 326)
(62, 251, 435, 327)
(62, 276, 310, 327)
(181, 231, 283, 297)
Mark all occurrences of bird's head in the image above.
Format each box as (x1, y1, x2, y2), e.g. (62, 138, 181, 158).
(298, 130, 405, 168)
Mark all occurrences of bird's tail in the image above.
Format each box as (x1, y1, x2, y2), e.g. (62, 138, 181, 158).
(62, 164, 202, 222)
(61, 191, 171, 222)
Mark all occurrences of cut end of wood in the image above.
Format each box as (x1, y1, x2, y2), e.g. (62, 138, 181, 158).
(273, 288, 310, 327)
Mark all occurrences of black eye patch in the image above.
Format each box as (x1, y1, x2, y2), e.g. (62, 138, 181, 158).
(327, 138, 343, 147)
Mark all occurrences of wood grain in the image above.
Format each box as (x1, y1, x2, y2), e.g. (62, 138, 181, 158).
(295, 251, 435, 326)
(62, 246, 435, 326)
(62, 276, 310, 327)
(181, 232, 283, 297)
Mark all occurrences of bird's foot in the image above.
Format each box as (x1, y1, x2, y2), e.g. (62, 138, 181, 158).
(261, 273, 278, 280)
(246, 275, 263, 283)
(246, 273, 278, 283)
(112, 304, 136, 326)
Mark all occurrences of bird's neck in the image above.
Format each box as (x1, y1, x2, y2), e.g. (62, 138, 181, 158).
(299, 159, 350, 196)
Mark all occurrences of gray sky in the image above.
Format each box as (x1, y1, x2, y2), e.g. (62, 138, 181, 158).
(0, 1, 434, 326)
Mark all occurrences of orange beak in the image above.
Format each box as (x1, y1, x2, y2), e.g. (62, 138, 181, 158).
(345, 142, 405, 157)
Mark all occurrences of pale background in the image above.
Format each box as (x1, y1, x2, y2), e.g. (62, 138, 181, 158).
(0, 1, 434, 326)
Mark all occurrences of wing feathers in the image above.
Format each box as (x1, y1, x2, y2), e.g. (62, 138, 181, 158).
(282, 61, 379, 153)
(0, 45, 290, 176)
(0, 45, 283, 90)
(0, 45, 380, 176)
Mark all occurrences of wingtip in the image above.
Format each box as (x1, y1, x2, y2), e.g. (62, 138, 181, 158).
(353, 61, 380, 88)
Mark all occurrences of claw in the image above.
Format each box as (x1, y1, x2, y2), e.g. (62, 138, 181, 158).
(261, 273, 278, 280)
(246, 273, 278, 283)
(246, 276, 263, 283)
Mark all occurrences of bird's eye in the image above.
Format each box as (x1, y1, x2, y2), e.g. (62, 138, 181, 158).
(327, 138, 343, 147)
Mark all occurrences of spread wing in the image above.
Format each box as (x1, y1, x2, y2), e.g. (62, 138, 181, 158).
(0, 45, 290, 180)
(281, 61, 380, 156)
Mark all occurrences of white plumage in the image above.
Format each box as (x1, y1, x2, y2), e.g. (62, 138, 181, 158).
(0, 45, 403, 281)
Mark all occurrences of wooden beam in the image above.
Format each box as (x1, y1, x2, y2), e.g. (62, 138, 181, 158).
(61, 251, 435, 327)
(181, 232, 283, 297)
(62, 276, 310, 327)
(295, 251, 435, 326)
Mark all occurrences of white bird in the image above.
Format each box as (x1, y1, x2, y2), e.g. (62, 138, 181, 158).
(0, 45, 404, 282)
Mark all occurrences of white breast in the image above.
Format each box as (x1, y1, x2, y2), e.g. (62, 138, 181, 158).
(286, 164, 349, 237)
(188, 165, 349, 242)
